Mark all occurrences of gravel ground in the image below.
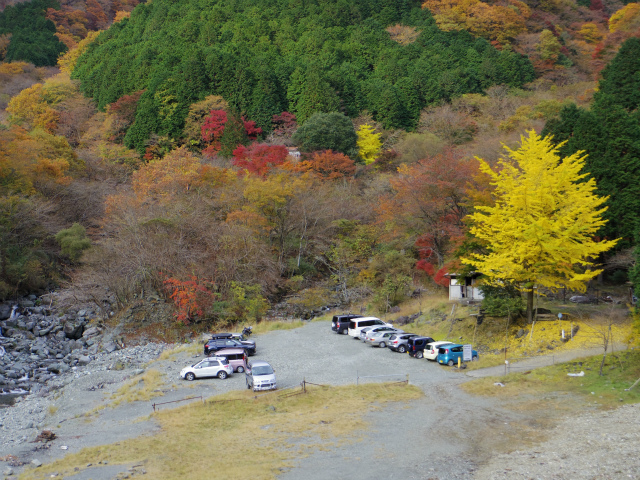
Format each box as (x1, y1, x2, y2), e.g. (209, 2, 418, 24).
(1, 320, 638, 480)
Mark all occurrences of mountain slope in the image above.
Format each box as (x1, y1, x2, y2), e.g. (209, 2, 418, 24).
(72, 0, 535, 152)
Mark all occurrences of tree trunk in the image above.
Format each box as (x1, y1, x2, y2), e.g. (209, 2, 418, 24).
(599, 353, 606, 376)
(527, 288, 534, 323)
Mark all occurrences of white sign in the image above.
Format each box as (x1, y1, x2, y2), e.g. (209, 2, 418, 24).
(463, 344, 472, 362)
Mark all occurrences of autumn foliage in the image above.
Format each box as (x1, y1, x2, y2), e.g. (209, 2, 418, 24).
(232, 144, 289, 177)
(162, 274, 216, 324)
(422, 0, 530, 44)
(292, 150, 356, 179)
(378, 148, 477, 285)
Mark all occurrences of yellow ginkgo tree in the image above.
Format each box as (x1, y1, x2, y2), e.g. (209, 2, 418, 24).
(462, 131, 618, 323)
(356, 124, 382, 165)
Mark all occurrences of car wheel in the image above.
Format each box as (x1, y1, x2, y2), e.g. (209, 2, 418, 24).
(416, 351, 423, 359)
(397, 345, 406, 353)
(472, 355, 479, 362)
(447, 359, 455, 366)
(218, 370, 228, 379)
(185, 372, 195, 381)
(237, 366, 244, 373)
(379, 341, 386, 348)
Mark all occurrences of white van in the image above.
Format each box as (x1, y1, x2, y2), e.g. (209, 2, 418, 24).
(347, 317, 392, 338)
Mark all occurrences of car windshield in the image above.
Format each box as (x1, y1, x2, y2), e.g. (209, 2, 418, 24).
(252, 365, 274, 375)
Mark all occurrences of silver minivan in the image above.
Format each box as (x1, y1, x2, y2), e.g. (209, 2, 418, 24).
(245, 360, 277, 392)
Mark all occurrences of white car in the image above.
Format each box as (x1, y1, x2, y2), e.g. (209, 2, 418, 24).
(424, 341, 454, 361)
(180, 357, 233, 381)
(347, 317, 392, 338)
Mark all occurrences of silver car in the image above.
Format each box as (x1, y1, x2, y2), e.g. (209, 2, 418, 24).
(365, 329, 404, 348)
(359, 325, 397, 342)
(388, 333, 420, 353)
(245, 360, 277, 392)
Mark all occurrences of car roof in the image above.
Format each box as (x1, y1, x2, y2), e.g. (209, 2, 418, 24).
(249, 360, 271, 367)
(210, 333, 233, 338)
(440, 343, 464, 348)
(213, 348, 245, 354)
(428, 341, 453, 346)
(352, 316, 382, 322)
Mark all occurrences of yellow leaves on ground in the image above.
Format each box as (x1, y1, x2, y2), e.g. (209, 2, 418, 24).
(462, 130, 618, 292)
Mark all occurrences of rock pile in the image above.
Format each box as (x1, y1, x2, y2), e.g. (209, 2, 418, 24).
(0, 295, 120, 395)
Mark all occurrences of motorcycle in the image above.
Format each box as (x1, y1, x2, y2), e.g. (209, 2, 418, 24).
(241, 325, 253, 338)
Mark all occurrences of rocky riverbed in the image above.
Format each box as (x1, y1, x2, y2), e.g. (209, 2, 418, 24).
(0, 294, 128, 396)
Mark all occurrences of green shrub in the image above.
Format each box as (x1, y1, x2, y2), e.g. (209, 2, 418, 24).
(479, 283, 524, 317)
(55, 223, 91, 262)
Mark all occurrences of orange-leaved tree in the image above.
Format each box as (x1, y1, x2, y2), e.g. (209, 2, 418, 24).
(162, 274, 216, 324)
(290, 150, 356, 179)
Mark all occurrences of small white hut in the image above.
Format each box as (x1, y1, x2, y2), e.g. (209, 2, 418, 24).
(446, 273, 484, 301)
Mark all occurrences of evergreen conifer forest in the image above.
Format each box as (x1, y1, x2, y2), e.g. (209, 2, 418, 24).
(0, 0, 639, 323)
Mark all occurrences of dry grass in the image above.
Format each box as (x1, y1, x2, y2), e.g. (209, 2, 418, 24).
(47, 405, 58, 415)
(109, 369, 166, 406)
(18, 383, 422, 480)
(253, 319, 306, 334)
(156, 343, 200, 361)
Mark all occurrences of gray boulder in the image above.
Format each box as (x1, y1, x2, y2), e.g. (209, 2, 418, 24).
(0, 303, 12, 320)
(103, 341, 118, 353)
(83, 326, 100, 338)
(63, 321, 84, 340)
(77, 355, 92, 366)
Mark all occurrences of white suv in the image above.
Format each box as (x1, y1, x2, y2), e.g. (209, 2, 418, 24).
(180, 357, 233, 381)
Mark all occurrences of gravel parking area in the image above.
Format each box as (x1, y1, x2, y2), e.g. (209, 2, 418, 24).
(1, 320, 638, 479)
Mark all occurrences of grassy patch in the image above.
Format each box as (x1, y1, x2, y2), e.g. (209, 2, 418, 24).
(156, 343, 200, 361)
(462, 349, 640, 408)
(109, 369, 165, 406)
(252, 319, 305, 334)
(18, 383, 422, 480)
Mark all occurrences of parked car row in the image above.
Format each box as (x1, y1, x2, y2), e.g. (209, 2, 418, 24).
(179, 330, 277, 392)
(331, 314, 479, 366)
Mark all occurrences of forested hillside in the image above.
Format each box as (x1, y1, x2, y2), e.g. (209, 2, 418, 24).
(0, 0, 639, 326)
(72, 0, 534, 152)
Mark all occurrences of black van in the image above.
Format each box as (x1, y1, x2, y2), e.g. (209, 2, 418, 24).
(407, 336, 436, 358)
(331, 314, 363, 334)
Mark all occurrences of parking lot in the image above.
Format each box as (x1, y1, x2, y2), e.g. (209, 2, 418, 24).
(208, 320, 513, 480)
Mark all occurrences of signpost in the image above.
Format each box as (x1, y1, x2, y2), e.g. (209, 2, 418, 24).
(463, 344, 472, 362)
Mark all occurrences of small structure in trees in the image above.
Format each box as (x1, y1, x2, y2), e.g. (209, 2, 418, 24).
(446, 273, 484, 301)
